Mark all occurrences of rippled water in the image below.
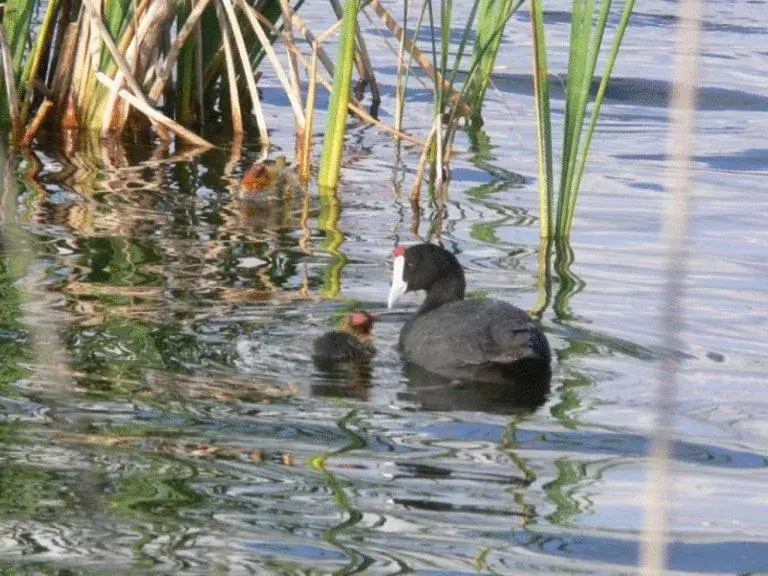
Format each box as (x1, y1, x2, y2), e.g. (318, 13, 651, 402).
(1, 0, 767, 574)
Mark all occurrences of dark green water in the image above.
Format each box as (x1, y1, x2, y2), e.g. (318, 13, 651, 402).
(1, 1, 768, 574)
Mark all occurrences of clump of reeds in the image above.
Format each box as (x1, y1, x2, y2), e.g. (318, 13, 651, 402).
(530, 0, 635, 240)
(1, 0, 634, 242)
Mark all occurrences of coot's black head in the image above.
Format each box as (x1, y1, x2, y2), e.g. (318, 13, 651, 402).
(388, 243, 466, 311)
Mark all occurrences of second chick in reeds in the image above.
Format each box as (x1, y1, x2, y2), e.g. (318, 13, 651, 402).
(240, 155, 290, 197)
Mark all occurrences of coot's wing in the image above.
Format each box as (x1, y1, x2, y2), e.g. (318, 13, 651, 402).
(400, 304, 486, 372)
(485, 301, 548, 364)
(401, 299, 547, 372)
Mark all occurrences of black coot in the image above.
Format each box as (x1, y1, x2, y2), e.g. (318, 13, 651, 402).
(312, 311, 380, 363)
(387, 243, 550, 383)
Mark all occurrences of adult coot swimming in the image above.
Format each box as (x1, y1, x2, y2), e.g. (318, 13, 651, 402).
(312, 310, 380, 362)
(387, 243, 550, 383)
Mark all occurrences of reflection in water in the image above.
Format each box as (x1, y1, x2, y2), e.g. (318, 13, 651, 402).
(318, 185, 347, 298)
(311, 355, 552, 413)
(533, 237, 553, 319)
(311, 358, 374, 401)
(552, 239, 586, 321)
(400, 360, 551, 414)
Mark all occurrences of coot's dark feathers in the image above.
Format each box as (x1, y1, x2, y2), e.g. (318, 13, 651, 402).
(399, 299, 550, 383)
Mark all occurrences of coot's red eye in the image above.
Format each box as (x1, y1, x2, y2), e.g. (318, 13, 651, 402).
(393, 245, 406, 257)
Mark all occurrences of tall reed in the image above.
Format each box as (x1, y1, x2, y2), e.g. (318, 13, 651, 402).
(406, 0, 522, 197)
(318, 0, 360, 189)
(530, 0, 635, 240)
(465, 0, 524, 123)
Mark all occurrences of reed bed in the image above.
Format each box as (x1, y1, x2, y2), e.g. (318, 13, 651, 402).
(0, 0, 635, 240)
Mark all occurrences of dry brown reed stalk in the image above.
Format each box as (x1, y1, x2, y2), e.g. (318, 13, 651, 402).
(393, 7, 408, 137)
(161, 11, 173, 103)
(50, 23, 79, 113)
(435, 108, 444, 193)
(328, 0, 369, 91)
(290, 13, 336, 77)
(293, 47, 421, 144)
(101, 0, 175, 136)
(213, 0, 244, 135)
(367, 0, 464, 108)
(19, 0, 60, 125)
(115, 0, 153, 68)
(93, 0, 152, 129)
(224, 133, 244, 183)
(21, 99, 54, 147)
(117, 0, 153, 58)
(247, 9, 404, 144)
(93, 71, 214, 148)
(60, 96, 79, 154)
(248, 9, 422, 145)
(409, 195, 421, 238)
(300, 51, 318, 181)
(410, 117, 438, 202)
(237, 0, 305, 127)
(354, 35, 380, 106)
(194, 0, 205, 128)
(639, 0, 701, 570)
(82, 0, 163, 132)
(343, 5, 380, 105)
(315, 17, 345, 44)
(278, 0, 304, 138)
(71, 9, 95, 113)
(439, 124, 459, 195)
(147, 0, 211, 101)
(363, 4, 434, 109)
(220, 0, 269, 143)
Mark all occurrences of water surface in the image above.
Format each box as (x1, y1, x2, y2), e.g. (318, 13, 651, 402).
(1, 0, 767, 573)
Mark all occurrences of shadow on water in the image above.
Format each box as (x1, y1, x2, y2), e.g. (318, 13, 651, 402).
(515, 7, 768, 36)
(486, 72, 768, 112)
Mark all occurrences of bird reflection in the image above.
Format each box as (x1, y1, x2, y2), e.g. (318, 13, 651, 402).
(310, 359, 373, 401)
(399, 359, 551, 414)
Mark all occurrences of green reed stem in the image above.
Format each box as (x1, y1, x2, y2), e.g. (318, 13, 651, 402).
(318, 0, 360, 189)
(0, 0, 34, 127)
(562, 0, 636, 238)
(530, 0, 634, 240)
(18, 0, 60, 125)
(529, 0, 554, 240)
(177, 0, 197, 126)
